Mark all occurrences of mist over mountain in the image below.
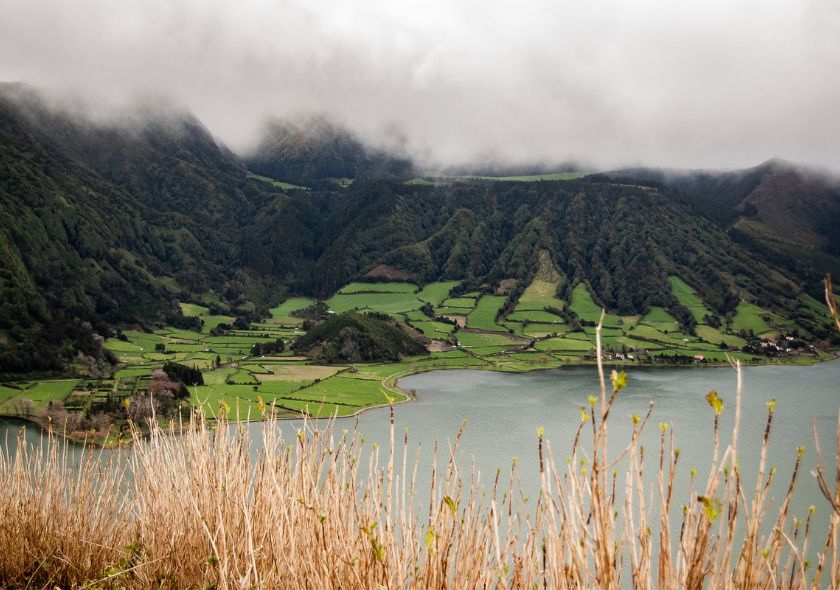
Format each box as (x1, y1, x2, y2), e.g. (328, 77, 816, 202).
(245, 115, 414, 187)
(2, 85, 840, 375)
(2, 0, 839, 172)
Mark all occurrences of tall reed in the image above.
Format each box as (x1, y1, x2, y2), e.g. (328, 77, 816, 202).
(1, 325, 838, 589)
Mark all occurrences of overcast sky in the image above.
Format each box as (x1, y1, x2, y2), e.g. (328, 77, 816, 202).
(1, 0, 838, 171)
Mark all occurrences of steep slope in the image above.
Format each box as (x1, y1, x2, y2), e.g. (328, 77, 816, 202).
(0, 85, 274, 373)
(595, 160, 840, 286)
(2, 85, 839, 376)
(249, 179, 804, 322)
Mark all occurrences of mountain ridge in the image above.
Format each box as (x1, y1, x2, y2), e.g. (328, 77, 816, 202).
(2, 85, 840, 375)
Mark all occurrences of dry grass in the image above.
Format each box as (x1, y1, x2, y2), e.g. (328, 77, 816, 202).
(1, 315, 839, 589)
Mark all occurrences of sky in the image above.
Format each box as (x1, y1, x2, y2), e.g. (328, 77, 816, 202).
(1, 0, 839, 171)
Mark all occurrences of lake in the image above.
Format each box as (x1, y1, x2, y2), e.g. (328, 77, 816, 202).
(2, 361, 838, 526)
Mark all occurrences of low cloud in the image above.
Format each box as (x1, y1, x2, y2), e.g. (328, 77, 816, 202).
(1, 0, 838, 171)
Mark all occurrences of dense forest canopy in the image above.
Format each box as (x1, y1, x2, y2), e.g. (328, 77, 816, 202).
(2, 84, 840, 375)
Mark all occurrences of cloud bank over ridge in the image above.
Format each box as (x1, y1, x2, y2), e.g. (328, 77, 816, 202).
(1, 0, 839, 170)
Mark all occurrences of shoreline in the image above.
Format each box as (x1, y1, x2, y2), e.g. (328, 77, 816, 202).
(2, 354, 833, 447)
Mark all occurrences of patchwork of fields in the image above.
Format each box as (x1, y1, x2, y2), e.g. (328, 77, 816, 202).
(1, 271, 827, 425)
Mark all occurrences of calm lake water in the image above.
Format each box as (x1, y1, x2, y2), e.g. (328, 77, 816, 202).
(2, 361, 839, 526)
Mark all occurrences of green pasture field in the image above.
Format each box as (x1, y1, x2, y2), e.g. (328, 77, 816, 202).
(115, 367, 154, 378)
(516, 278, 565, 310)
(468, 295, 507, 330)
(179, 302, 209, 317)
(104, 338, 143, 353)
(465, 346, 511, 356)
(687, 340, 730, 352)
(255, 364, 344, 381)
(435, 307, 471, 317)
(229, 370, 259, 384)
(410, 355, 487, 368)
(239, 364, 271, 374)
(641, 307, 680, 332)
(204, 335, 266, 345)
(506, 352, 555, 362)
(404, 310, 430, 321)
(731, 301, 772, 334)
(141, 352, 171, 362)
(0, 384, 21, 404)
(326, 291, 421, 314)
(268, 297, 315, 319)
(669, 277, 715, 323)
(534, 337, 593, 352)
(203, 367, 237, 384)
(523, 323, 568, 337)
(417, 281, 460, 306)
(411, 321, 455, 338)
(569, 283, 601, 321)
(456, 332, 520, 347)
(347, 362, 413, 381)
(17, 380, 78, 404)
(125, 331, 169, 348)
(297, 376, 389, 406)
(502, 322, 527, 336)
(569, 284, 623, 326)
(506, 310, 565, 323)
(564, 331, 592, 341)
(257, 356, 310, 363)
(627, 323, 678, 343)
(157, 328, 201, 341)
(201, 315, 235, 333)
(695, 325, 746, 348)
(622, 337, 668, 351)
(269, 399, 353, 418)
(247, 173, 309, 191)
(339, 282, 417, 294)
(166, 343, 206, 353)
(190, 386, 259, 419)
(425, 350, 470, 359)
(442, 297, 477, 308)
(250, 380, 309, 398)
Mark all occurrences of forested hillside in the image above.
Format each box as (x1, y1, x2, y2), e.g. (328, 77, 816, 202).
(292, 311, 427, 363)
(0, 85, 275, 373)
(2, 84, 840, 375)
(594, 160, 840, 277)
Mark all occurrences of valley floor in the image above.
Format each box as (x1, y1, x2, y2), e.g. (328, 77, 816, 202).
(0, 276, 832, 445)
